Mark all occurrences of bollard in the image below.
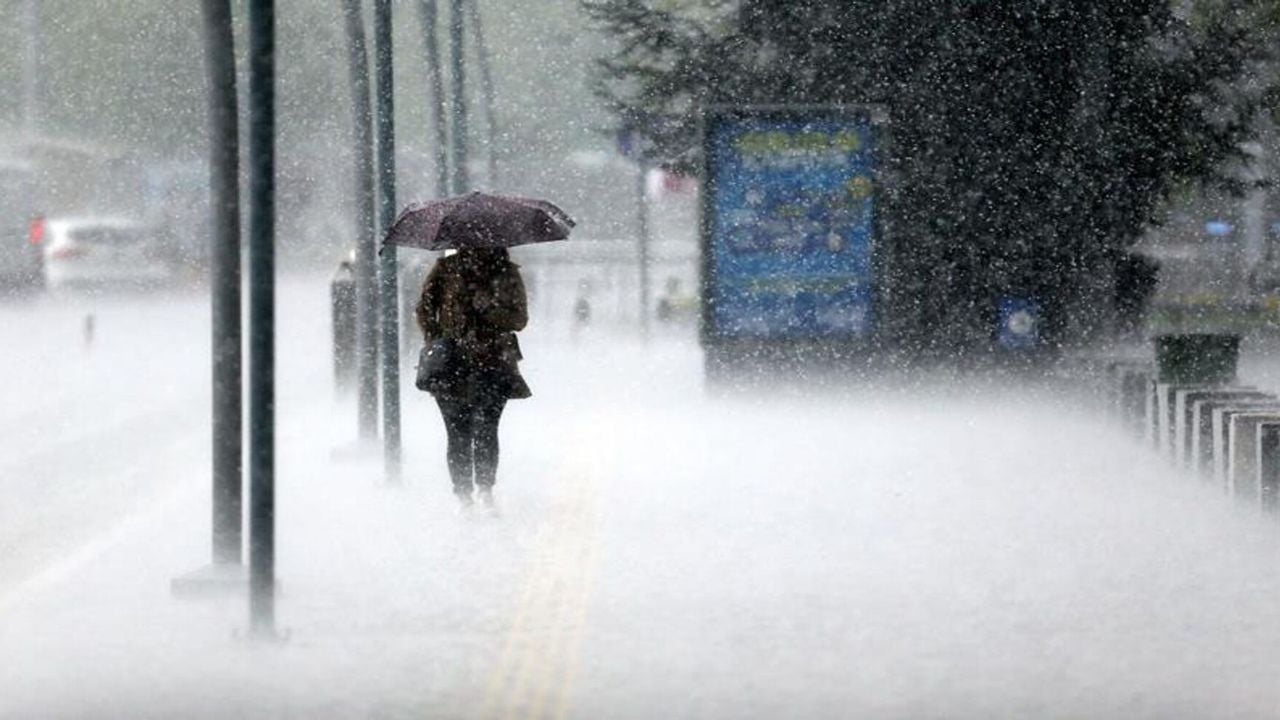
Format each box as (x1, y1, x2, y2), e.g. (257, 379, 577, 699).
(1104, 359, 1139, 415)
(1172, 386, 1213, 466)
(1103, 360, 1124, 414)
(1156, 382, 1216, 459)
(1119, 366, 1155, 435)
(331, 258, 357, 392)
(1257, 422, 1280, 512)
(1192, 394, 1273, 475)
(1180, 389, 1266, 470)
(1104, 359, 1151, 431)
(1211, 400, 1280, 490)
(1228, 411, 1280, 502)
(1143, 374, 1158, 449)
(1151, 334, 1239, 460)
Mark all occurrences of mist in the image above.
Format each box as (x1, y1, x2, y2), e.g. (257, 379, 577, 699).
(5, 1, 1280, 718)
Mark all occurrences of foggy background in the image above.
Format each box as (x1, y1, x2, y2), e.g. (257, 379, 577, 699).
(6, 1, 1280, 718)
(0, 0, 692, 268)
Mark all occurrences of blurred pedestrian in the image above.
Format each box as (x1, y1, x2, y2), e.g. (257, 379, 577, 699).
(415, 247, 531, 513)
(571, 277, 592, 342)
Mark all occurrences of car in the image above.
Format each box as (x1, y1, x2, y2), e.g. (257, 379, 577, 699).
(42, 216, 175, 290)
(0, 160, 44, 293)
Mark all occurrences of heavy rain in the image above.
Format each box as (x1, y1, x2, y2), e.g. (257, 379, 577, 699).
(3, 1, 1280, 718)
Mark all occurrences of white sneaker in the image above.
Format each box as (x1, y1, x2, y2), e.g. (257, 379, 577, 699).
(455, 489, 475, 517)
(476, 487, 500, 517)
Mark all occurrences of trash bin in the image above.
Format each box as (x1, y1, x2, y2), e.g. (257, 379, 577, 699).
(1154, 333, 1239, 386)
(331, 259, 356, 391)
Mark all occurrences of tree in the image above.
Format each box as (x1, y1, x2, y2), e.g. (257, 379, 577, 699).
(585, 0, 1268, 352)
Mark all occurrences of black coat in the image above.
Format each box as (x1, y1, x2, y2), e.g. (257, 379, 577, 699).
(415, 253, 531, 401)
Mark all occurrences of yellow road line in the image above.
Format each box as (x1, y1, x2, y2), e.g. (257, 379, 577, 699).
(479, 522, 552, 717)
(553, 481, 601, 720)
(479, 420, 608, 720)
(528, 491, 595, 717)
(510, 482, 594, 718)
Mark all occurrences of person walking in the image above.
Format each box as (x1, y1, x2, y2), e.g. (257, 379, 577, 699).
(415, 247, 531, 512)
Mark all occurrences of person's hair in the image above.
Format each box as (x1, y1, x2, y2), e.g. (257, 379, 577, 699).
(455, 247, 510, 276)
(457, 247, 508, 260)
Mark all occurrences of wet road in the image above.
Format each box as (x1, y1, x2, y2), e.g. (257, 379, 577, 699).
(3, 277, 1280, 718)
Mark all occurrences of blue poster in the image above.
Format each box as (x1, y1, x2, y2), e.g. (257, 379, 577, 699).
(997, 297, 1040, 350)
(706, 111, 876, 340)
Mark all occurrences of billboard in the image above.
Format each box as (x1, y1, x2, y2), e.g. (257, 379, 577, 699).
(702, 107, 878, 342)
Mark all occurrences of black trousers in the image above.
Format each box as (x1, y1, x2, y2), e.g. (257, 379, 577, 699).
(435, 394, 507, 494)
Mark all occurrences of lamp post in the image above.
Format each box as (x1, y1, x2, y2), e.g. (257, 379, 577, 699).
(417, 0, 450, 198)
(172, 0, 247, 600)
(620, 119, 653, 340)
(466, 0, 498, 186)
(246, 0, 277, 637)
(203, 0, 243, 568)
(449, 0, 469, 194)
(637, 159, 651, 340)
(374, 0, 402, 482)
(21, 0, 41, 136)
(342, 0, 380, 442)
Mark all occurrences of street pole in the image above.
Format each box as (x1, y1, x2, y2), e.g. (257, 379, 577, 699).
(449, 0, 469, 194)
(247, 0, 277, 637)
(465, 0, 498, 186)
(21, 0, 40, 136)
(374, 0, 402, 482)
(203, 0, 243, 567)
(637, 161, 651, 340)
(417, 0, 450, 198)
(341, 0, 380, 442)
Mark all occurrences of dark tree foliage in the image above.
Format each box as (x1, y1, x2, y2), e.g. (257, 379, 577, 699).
(584, 0, 1267, 352)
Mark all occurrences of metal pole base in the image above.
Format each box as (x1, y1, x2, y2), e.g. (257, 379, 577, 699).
(329, 438, 382, 462)
(170, 562, 248, 599)
(233, 624, 291, 645)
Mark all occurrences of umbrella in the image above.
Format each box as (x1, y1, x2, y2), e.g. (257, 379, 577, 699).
(382, 191, 575, 252)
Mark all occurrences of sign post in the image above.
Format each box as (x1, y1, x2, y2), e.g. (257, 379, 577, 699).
(617, 123, 656, 339)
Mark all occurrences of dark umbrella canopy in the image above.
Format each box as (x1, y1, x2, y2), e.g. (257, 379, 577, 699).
(382, 191, 575, 251)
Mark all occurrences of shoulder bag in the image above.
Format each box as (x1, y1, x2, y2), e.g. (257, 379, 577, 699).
(415, 337, 463, 393)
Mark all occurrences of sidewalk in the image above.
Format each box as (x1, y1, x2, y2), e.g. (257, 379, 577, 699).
(0, 375, 618, 718)
(0, 319, 693, 719)
(9, 332, 1280, 718)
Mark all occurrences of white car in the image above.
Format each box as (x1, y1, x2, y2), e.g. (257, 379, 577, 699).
(42, 216, 175, 290)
